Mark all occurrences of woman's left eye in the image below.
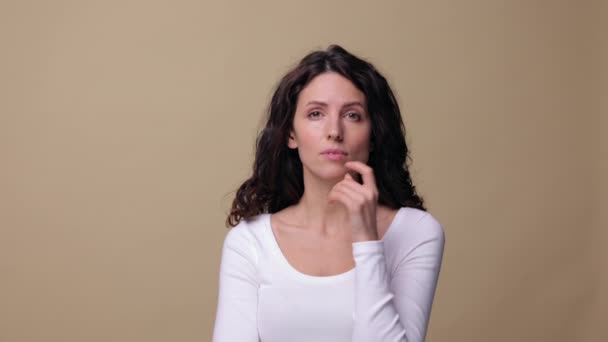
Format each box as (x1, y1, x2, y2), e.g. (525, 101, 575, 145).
(346, 112, 361, 120)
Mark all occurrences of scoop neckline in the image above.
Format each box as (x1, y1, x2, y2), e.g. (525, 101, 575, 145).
(263, 207, 406, 282)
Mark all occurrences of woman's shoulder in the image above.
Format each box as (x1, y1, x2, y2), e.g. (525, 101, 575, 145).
(223, 213, 270, 250)
(218, 215, 269, 282)
(382, 207, 445, 262)
(388, 207, 445, 242)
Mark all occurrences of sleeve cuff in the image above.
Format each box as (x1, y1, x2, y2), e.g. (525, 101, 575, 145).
(352, 240, 384, 257)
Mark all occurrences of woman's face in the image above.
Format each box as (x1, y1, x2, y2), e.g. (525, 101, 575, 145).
(288, 72, 372, 181)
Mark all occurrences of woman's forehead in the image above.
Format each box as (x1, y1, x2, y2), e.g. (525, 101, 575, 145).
(297, 73, 366, 108)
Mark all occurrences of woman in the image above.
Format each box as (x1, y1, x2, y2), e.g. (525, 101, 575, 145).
(213, 45, 445, 342)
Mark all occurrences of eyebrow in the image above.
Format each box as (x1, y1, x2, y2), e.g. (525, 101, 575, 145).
(305, 100, 365, 108)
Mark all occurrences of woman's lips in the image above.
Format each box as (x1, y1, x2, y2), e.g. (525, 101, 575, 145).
(322, 152, 346, 161)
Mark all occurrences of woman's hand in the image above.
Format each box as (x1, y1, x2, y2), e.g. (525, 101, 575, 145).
(328, 161, 379, 242)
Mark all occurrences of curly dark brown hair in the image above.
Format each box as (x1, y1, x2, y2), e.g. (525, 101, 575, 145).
(225, 44, 426, 227)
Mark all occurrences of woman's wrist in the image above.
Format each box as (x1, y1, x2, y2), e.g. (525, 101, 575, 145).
(351, 231, 379, 243)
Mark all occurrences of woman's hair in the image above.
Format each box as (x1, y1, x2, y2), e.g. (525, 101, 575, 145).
(225, 44, 426, 227)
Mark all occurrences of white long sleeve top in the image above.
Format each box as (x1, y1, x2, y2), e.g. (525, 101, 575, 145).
(212, 207, 445, 342)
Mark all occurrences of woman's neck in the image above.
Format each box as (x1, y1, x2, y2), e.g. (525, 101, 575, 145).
(292, 172, 350, 236)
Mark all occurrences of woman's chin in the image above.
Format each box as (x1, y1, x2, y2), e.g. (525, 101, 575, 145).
(318, 171, 348, 182)
(305, 164, 348, 182)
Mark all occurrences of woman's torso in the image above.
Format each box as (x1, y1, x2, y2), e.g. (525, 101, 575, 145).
(255, 206, 407, 342)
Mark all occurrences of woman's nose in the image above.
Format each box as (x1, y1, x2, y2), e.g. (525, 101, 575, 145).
(327, 130, 343, 141)
(327, 116, 344, 142)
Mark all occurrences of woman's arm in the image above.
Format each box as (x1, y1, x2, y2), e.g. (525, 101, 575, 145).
(351, 213, 445, 342)
(212, 225, 260, 342)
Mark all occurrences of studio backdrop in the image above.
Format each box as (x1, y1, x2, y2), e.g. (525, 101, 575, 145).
(1, 1, 606, 341)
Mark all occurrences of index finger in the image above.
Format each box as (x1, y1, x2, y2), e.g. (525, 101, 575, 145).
(344, 161, 377, 190)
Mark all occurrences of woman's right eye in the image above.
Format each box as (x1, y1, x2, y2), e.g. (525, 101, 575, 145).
(307, 111, 322, 118)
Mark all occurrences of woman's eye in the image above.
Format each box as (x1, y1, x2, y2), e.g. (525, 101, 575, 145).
(346, 112, 361, 120)
(308, 111, 322, 118)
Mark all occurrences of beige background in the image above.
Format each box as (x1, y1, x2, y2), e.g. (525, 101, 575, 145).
(1, 1, 606, 341)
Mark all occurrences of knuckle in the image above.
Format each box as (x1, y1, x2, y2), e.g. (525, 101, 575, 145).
(367, 192, 375, 201)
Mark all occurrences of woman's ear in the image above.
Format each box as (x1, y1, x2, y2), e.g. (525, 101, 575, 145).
(288, 131, 298, 149)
